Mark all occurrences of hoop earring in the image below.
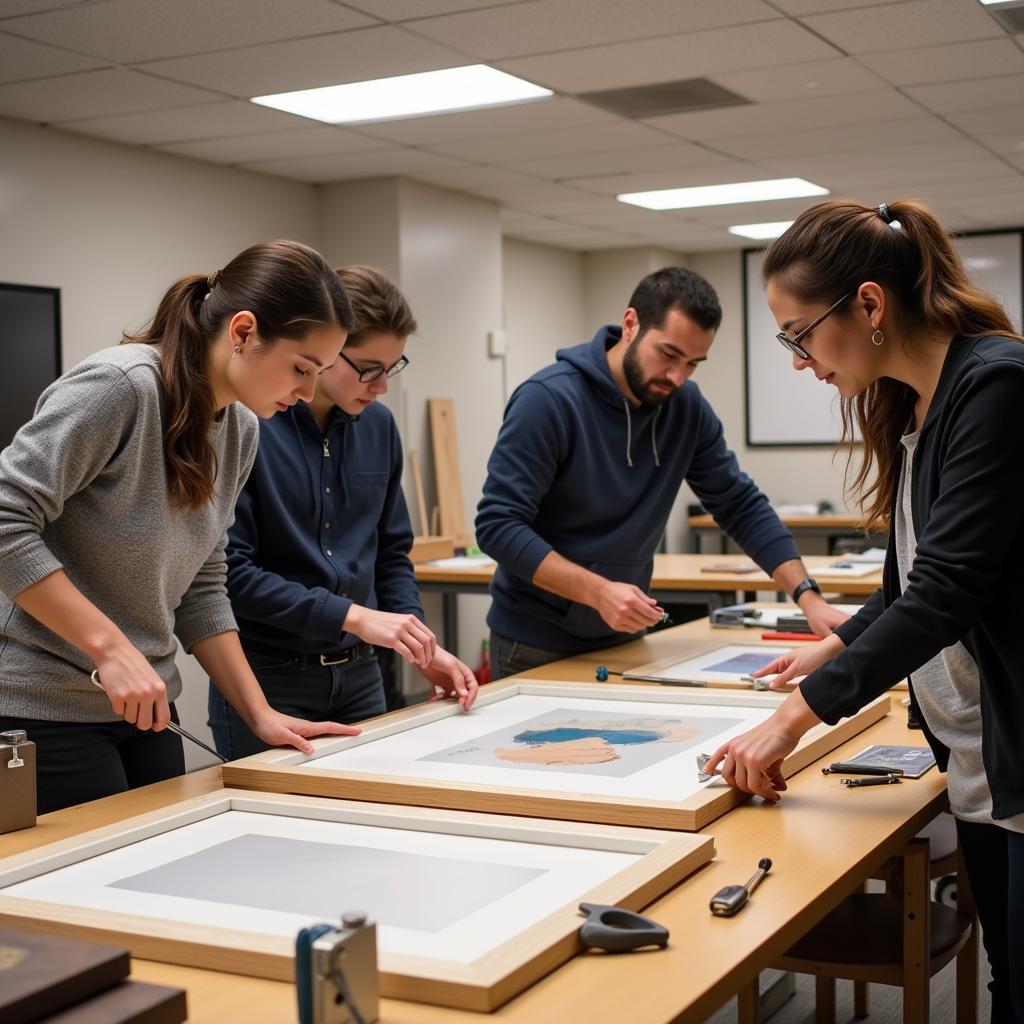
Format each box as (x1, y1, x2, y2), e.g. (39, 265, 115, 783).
(871, 329, 885, 347)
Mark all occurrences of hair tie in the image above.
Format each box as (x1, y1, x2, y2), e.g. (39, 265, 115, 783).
(875, 203, 901, 230)
(207, 269, 220, 289)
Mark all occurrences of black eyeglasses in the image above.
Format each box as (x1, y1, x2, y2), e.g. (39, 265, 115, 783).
(338, 350, 409, 383)
(776, 292, 854, 360)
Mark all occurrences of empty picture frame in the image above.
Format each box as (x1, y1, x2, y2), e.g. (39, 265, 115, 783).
(622, 644, 794, 688)
(223, 679, 890, 831)
(0, 789, 713, 1012)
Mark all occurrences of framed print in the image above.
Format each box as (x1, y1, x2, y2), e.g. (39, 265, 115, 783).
(0, 789, 713, 1012)
(622, 644, 793, 687)
(224, 679, 890, 831)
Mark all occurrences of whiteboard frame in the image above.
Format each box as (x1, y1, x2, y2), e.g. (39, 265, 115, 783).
(744, 226, 1024, 448)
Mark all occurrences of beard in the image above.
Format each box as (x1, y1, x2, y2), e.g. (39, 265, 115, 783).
(623, 337, 677, 407)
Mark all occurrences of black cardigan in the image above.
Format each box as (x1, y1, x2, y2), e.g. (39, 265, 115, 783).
(800, 334, 1024, 821)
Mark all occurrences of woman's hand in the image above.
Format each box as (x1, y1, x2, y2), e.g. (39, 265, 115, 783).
(704, 690, 822, 802)
(344, 605, 436, 668)
(250, 709, 362, 756)
(420, 648, 478, 710)
(800, 597, 852, 639)
(752, 633, 846, 689)
(94, 641, 171, 732)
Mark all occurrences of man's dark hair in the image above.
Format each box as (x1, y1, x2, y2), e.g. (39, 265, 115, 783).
(627, 266, 722, 336)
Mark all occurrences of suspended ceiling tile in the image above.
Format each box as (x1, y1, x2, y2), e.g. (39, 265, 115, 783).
(859, 38, 1024, 85)
(240, 146, 468, 183)
(426, 118, 673, 163)
(906, 75, 1024, 114)
(342, 0, 517, 19)
(771, 0, 916, 12)
(0, 67, 219, 122)
(646, 90, 920, 141)
(498, 20, 839, 94)
(800, 0, 1001, 54)
(710, 57, 886, 103)
(137, 25, 467, 96)
(0, 0, 376, 63)
(0, 29, 105, 84)
(568, 160, 775, 197)
(157, 126, 389, 164)
(405, 0, 775, 60)
(507, 142, 725, 181)
(56, 99, 318, 145)
(709, 116, 962, 161)
(971, 133, 1024, 158)
(0, 0, 89, 16)
(410, 164, 555, 192)
(461, 178, 602, 205)
(354, 97, 614, 146)
(946, 106, 1024, 137)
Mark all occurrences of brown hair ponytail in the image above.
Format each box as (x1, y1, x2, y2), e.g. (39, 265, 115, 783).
(763, 199, 1021, 529)
(125, 240, 354, 509)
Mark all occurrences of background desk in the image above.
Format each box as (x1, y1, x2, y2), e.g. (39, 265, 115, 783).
(688, 514, 887, 556)
(1, 620, 941, 1024)
(415, 554, 882, 651)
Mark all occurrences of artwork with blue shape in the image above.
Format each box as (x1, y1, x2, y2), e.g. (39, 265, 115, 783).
(420, 708, 743, 778)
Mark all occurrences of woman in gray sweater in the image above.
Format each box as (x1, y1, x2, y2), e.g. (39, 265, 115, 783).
(0, 239, 357, 813)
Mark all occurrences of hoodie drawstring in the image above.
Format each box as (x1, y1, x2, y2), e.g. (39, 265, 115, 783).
(622, 398, 633, 467)
(651, 406, 661, 467)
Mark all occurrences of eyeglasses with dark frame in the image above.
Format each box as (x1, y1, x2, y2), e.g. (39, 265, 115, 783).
(776, 292, 855, 361)
(338, 350, 410, 383)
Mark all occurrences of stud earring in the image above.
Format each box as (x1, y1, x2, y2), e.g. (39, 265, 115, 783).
(871, 329, 885, 346)
(231, 345, 241, 359)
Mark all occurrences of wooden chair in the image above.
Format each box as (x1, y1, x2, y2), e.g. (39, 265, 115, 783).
(738, 835, 977, 1024)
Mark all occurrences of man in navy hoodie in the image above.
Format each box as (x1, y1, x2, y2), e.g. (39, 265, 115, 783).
(476, 267, 848, 678)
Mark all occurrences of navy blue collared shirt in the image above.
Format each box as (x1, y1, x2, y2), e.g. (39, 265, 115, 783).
(225, 401, 423, 656)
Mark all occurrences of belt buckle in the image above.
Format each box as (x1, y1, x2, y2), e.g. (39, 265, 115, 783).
(319, 650, 352, 667)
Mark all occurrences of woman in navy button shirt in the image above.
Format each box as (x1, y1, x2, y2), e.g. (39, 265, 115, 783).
(209, 266, 476, 759)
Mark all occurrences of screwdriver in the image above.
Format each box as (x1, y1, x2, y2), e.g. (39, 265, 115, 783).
(710, 857, 772, 917)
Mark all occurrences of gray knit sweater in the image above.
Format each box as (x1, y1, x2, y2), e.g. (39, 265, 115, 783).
(0, 343, 258, 722)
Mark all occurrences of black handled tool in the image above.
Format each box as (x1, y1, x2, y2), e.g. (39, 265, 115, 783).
(90, 670, 227, 763)
(578, 903, 669, 952)
(823, 762, 904, 776)
(710, 858, 772, 917)
(841, 774, 901, 788)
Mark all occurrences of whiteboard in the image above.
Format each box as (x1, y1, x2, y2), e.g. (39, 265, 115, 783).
(744, 229, 1024, 446)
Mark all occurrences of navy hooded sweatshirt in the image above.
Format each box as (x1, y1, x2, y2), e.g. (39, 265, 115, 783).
(225, 401, 423, 657)
(475, 325, 800, 653)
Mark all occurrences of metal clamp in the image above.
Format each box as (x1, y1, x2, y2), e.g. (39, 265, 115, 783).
(1, 729, 26, 769)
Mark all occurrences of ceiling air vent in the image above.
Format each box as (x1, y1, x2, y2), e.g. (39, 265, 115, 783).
(577, 78, 750, 119)
(985, 0, 1024, 32)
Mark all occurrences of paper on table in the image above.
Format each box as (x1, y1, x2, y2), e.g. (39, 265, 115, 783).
(425, 556, 496, 569)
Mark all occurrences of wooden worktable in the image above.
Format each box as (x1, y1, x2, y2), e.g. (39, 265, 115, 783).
(415, 554, 882, 651)
(1, 616, 941, 1024)
(688, 513, 887, 556)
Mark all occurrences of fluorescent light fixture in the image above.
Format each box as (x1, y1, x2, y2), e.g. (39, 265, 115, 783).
(618, 177, 828, 211)
(977, 1, 1018, 5)
(728, 220, 794, 240)
(251, 64, 552, 124)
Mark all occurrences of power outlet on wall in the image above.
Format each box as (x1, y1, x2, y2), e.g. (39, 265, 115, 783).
(487, 329, 508, 358)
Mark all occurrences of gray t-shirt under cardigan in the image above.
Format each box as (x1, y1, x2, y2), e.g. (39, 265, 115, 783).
(895, 428, 1024, 832)
(0, 343, 258, 722)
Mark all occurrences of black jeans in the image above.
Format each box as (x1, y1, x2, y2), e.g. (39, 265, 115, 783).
(955, 818, 1024, 1023)
(0, 709, 185, 815)
(489, 631, 567, 681)
(208, 648, 387, 761)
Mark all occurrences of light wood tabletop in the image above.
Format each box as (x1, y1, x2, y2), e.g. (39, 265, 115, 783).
(1, 618, 942, 1024)
(688, 513, 866, 531)
(414, 553, 882, 594)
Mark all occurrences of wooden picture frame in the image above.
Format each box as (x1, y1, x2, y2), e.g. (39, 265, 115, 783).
(0, 789, 713, 1012)
(224, 679, 890, 831)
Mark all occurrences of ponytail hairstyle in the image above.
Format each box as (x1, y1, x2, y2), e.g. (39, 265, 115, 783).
(762, 199, 1021, 530)
(334, 265, 417, 347)
(125, 240, 355, 510)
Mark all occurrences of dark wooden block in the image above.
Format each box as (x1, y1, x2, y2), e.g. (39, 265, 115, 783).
(0, 927, 129, 1024)
(42, 981, 188, 1023)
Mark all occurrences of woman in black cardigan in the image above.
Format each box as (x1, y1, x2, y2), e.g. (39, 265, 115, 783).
(706, 198, 1024, 1023)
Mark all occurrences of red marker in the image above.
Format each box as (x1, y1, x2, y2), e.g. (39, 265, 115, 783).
(760, 631, 824, 642)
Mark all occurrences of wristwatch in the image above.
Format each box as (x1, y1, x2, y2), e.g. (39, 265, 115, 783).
(791, 578, 822, 603)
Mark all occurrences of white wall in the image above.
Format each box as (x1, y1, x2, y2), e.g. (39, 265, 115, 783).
(684, 250, 852, 540)
(0, 117, 321, 768)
